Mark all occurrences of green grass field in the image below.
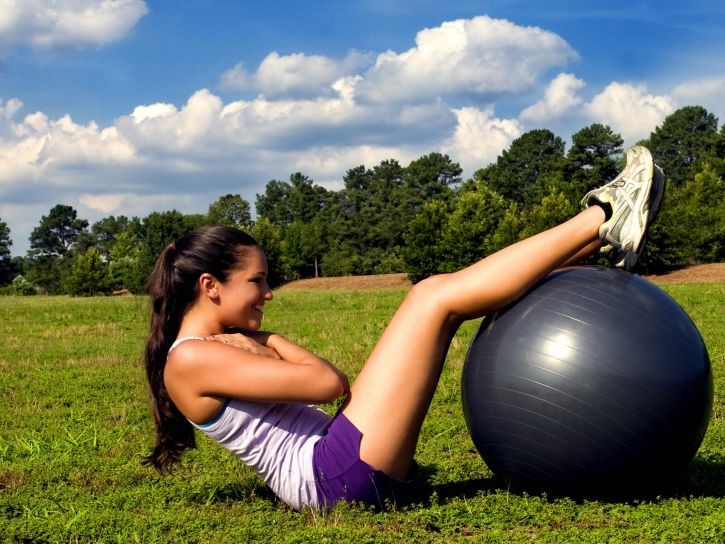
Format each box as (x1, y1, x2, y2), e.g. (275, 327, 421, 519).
(0, 281, 723, 543)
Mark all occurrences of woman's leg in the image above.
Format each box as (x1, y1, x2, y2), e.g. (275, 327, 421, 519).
(342, 205, 606, 479)
(559, 239, 602, 268)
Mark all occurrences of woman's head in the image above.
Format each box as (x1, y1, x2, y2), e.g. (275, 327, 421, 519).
(146, 225, 262, 325)
(143, 225, 261, 473)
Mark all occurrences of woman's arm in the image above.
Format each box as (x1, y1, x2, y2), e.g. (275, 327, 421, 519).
(165, 334, 349, 406)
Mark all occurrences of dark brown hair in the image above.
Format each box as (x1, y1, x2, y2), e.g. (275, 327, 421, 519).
(142, 225, 259, 473)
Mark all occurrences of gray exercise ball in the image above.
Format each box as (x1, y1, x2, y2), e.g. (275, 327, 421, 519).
(461, 266, 713, 494)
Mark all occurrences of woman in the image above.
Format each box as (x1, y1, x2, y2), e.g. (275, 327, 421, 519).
(143, 146, 664, 510)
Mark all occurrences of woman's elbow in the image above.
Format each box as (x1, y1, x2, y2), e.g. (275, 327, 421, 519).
(316, 370, 348, 403)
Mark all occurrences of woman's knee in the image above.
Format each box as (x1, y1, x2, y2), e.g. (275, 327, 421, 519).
(406, 274, 457, 319)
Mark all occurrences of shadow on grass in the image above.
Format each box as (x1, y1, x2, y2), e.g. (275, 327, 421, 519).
(390, 463, 499, 508)
(394, 456, 725, 508)
(679, 456, 725, 498)
(193, 480, 279, 505)
(187, 455, 724, 511)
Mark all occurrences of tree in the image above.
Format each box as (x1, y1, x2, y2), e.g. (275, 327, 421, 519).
(25, 255, 64, 294)
(646, 106, 718, 185)
(255, 179, 290, 225)
(255, 173, 329, 226)
(334, 160, 408, 254)
(645, 164, 725, 270)
(281, 221, 307, 280)
(183, 214, 209, 231)
(28, 204, 88, 258)
(487, 202, 524, 254)
(403, 152, 461, 205)
(519, 189, 577, 240)
(109, 231, 142, 292)
(684, 166, 724, 262)
(474, 129, 567, 209)
(303, 217, 328, 278)
(567, 124, 623, 198)
(440, 187, 508, 272)
(75, 215, 140, 259)
(251, 218, 285, 287)
(25, 205, 88, 294)
(0, 218, 16, 286)
(207, 194, 252, 230)
(65, 247, 111, 296)
(402, 200, 451, 282)
(136, 210, 190, 286)
(11, 275, 38, 295)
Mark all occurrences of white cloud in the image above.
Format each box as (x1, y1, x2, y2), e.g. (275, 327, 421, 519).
(356, 15, 578, 103)
(286, 144, 416, 188)
(443, 106, 522, 174)
(520, 73, 585, 123)
(584, 82, 675, 142)
(0, 0, 148, 52)
(78, 193, 128, 213)
(672, 75, 725, 115)
(219, 51, 373, 99)
(0, 97, 23, 137)
(0, 107, 136, 185)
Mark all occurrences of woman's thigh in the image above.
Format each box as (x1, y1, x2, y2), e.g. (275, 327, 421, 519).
(342, 276, 460, 480)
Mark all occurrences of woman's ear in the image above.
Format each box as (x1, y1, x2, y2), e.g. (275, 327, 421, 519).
(199, 273, 220, 300)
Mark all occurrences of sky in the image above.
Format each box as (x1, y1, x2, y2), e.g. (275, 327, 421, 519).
(1, 0, 724, 256)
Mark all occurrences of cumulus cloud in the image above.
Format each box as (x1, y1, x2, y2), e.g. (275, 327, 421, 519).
(115, 87, 454, 160)
(0, 97, 23, 137)
(219, 51, 373, 99)
(78, 193, 128, 213)
(0, 0, 148, 52)
(0, 103, 136, 186)
(584, 82, 675, 142)
(355, 15, 578, 103)
(672, 75, 725, 115)
(443, 106, 522, 174)
(520, 73, 585, 123)
(0, 87, 454, 220)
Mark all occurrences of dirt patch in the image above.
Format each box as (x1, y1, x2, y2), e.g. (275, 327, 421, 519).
(643, 263, 725, 284)
(278, 264, 725, 291)
(278, 273, 411, 291)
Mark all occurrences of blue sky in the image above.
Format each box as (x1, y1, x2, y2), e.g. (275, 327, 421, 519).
(1, 0, 724, 255)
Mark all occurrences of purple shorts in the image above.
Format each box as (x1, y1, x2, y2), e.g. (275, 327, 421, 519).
(312, 413, 398, 508)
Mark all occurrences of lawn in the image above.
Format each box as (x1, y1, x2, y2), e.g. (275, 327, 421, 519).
(0, 280, 723, 543)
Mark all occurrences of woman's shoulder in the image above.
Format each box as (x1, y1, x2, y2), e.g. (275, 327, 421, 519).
(169, 336, 206, 353)
(165, 337, 213, 372)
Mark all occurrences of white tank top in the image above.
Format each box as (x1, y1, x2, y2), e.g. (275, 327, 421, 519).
(169, 337, 332, 510)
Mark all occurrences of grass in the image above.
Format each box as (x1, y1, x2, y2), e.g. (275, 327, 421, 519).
(0, 281, 723, 543)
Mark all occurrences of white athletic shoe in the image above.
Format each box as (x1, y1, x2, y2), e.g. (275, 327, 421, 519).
(612, 164, 666, 270)
(580, 145, 656, 268)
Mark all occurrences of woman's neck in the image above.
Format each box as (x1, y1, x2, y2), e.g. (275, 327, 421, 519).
(177, 303, 223, 339)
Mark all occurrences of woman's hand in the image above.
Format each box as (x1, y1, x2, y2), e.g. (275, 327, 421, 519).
(206, 332, 281, 359)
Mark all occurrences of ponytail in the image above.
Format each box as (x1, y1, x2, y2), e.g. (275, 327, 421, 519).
(142, 225, 259, 473)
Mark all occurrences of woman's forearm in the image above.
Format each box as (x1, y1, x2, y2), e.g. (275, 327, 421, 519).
(266, 333, 350, 395)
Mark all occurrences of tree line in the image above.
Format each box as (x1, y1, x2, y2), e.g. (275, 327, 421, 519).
(0, 105, 722, 295)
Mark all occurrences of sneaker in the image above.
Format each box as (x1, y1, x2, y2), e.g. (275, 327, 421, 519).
(580, 145, 655, 257)
(613, 163, 666, 270)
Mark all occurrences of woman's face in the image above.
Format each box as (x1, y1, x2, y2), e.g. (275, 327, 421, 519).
(217, 247, 273, 331)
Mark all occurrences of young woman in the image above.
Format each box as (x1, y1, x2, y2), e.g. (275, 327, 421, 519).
(143, 146, 664, 510)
